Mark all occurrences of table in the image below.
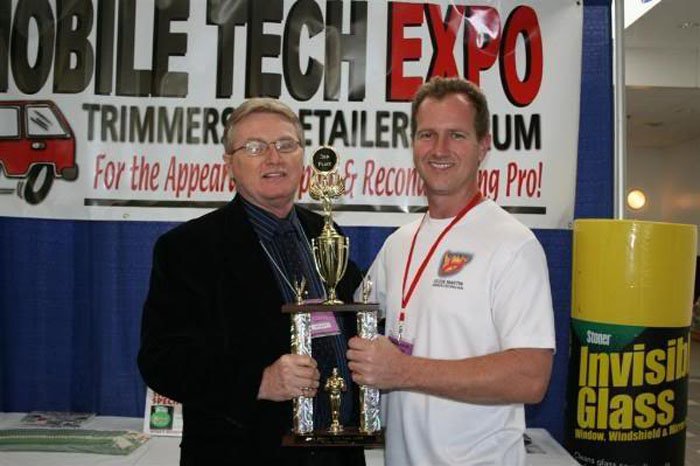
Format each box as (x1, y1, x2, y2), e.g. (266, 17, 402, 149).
(0, 413, 577, 465)
(0, 413, 176, 466)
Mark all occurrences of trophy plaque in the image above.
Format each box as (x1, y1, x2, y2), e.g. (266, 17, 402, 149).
(281, 146, 383, 447)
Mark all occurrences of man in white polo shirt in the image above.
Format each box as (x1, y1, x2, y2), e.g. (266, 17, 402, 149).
(347, 77, 555, 466)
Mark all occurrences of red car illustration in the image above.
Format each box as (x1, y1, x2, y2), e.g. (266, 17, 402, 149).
(0, 100, 78, 205)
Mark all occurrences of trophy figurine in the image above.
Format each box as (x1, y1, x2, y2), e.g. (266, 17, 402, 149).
(324, 367, 346, 434)
(281, 147, 383, 447)
(309, 147, 349, 305)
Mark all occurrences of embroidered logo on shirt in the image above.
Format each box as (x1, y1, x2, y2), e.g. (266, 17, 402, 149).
(438, 251, 472, 276)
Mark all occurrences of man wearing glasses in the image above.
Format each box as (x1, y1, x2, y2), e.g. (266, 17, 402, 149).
(138, 98, 366, 466)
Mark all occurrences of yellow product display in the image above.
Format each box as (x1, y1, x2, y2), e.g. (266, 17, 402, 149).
(566, 220, 697, 466)
(572, 220, 696, 327)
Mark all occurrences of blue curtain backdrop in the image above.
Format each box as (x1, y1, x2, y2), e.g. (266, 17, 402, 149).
(0, 1, 612, 444)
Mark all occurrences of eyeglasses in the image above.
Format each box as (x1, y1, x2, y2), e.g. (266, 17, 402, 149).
(230, 138, 301, 157)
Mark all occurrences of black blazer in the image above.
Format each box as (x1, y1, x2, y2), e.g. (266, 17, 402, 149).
(138, 196, 365, 465)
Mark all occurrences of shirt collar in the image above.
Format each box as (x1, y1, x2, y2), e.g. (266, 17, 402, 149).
(240, 195, 300, 243)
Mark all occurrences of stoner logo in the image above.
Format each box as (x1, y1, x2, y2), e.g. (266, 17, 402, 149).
(438, 251, 472, 277)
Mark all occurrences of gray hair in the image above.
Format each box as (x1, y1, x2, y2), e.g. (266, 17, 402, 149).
(222, 97, 304, 153)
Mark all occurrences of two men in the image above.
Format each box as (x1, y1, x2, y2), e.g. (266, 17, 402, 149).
(347, 77, 555, 465)
(139, 76, 555, 466)
(138, 98, 365, 466)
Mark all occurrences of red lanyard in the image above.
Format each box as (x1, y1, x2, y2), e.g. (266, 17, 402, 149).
(397, 192, 483, 341)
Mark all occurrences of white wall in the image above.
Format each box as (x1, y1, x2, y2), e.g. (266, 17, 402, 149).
(626, 136, 700, 252)
(626, 47, 700, 88)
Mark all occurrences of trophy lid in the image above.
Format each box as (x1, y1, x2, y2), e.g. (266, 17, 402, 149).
(312, 146, 338, 174)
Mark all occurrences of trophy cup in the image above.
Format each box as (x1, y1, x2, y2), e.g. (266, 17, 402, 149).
(281, 146, 383, 447)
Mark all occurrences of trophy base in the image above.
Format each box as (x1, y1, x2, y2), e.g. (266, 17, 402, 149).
(282, 303, 380, 314)
(282, 428, 384, 448)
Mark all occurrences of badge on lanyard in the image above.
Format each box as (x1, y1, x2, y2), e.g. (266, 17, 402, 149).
(396, 192, 483, 355)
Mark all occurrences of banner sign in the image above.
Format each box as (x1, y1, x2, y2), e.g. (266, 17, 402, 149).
(0, 0, 582, 228)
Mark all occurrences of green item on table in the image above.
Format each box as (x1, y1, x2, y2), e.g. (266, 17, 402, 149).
(0, 428, 149, 455)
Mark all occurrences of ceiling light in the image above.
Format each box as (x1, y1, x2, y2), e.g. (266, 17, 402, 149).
(627, 189, 647, 210)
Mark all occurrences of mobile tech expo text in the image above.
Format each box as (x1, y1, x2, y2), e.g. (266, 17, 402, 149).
(3, 0, 546, 201)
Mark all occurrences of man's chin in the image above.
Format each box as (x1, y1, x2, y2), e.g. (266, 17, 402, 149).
(260, 192, 297, 209)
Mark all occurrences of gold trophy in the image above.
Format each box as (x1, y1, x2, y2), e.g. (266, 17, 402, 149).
(309, 147, 348, 305)
(281, 147, 383, 447)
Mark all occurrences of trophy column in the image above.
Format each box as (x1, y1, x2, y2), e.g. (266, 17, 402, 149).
(357, 309, 381, 434)
(290, 286, 314, 434)
(357, 276, 381, 435)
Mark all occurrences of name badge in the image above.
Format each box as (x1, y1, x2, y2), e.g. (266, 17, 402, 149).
(311, 312, 341, 338)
